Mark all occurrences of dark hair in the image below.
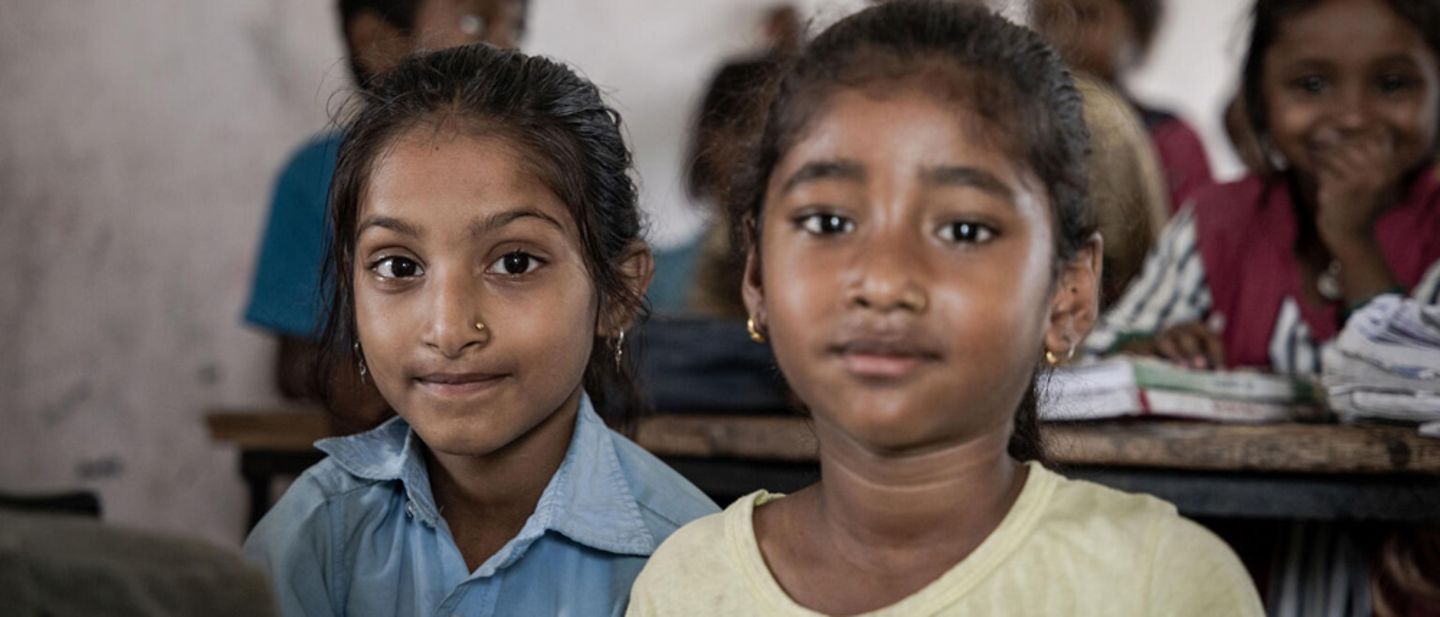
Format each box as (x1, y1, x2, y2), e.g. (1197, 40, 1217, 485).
(685, 57, 780, 206)
(336, 0, 532, 86)
(317, 43, 647, 428)
(1240, 0, 1440, 174)
(733, 0, 1094, 462)
(337, 0, 425, 85)
(1117, 0, 1164, 55)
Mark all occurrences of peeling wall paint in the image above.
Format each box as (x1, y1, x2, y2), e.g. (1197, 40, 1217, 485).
(0, 1, 345, 547)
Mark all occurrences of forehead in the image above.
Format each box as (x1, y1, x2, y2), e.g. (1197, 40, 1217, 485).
(361, 129, 572, 231)
(782, 86, 1039, 191)
(1268, 0, 1428, 64)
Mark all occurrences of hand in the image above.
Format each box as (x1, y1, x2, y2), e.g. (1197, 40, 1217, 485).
(1313, 127, 1397, 253)
(1118, 321, 1226, 370)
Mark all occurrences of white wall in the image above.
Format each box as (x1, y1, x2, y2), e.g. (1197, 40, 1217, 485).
(0, 0, 1256, 547)
(1127, 0, 1255, 181)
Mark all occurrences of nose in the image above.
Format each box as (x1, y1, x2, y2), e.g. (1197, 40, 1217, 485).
(1331, 84, 1369, 131)
(422, 267, 488, 358)
(845, 232, 929, 314)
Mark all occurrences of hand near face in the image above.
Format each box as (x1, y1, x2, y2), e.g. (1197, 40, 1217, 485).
(1313, 127, 1398, 252)
(1119, 321, 1226, 370)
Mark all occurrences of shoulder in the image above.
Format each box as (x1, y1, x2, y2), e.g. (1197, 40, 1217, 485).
(279, 132, 342, 178)
(1145, 517, 1264, 615)
(627, 494, 759, 616)
(1187, 174, 1265, 211)
(242, 456, 383, 564)
(608, 429, 720, 534)
(1039, 467, 1182, 530)
(271, 131, 342, 206)
(1186, 175, 1275, 257)
(1034, 469, 1262, 615)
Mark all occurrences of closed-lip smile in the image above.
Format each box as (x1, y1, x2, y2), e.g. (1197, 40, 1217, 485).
(829, 338, 942, 380)
(412, 371, 508, 397)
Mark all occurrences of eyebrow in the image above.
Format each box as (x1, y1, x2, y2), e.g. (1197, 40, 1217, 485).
(920, 165, 1016, 201)
(779, 159, 866, 194)
(467, 208, 567, 237)
(356, 215, 422, 239)
(355, 208, 566, 241)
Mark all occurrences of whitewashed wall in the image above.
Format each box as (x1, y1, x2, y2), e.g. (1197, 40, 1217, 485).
(0, 0, 1256, 547)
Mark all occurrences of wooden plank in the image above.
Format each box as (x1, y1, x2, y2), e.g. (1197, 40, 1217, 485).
(206, 407, 332, 451)
(634, 415, 1440, 475)
(632, 414, 818, 462)
(207, 408, 1440, 475)
(1046, 421, 1440, 474)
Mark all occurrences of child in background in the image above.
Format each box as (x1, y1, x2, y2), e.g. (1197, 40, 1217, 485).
(1087, 0, 1440, 375)
(1087, 2, 1440, 613)
(627, 2, 1262, 615)
(244, 0, 527, 428)
(1074, 73, 1171, 304)
(1032, 0, 1215, 211)
(244, 44, 716, 617)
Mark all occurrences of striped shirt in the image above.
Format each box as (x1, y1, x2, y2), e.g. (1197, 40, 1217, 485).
(1086, 205, 1440, 376)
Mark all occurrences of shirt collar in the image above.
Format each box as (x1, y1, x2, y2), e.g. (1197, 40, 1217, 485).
(314, 393, 657, 556)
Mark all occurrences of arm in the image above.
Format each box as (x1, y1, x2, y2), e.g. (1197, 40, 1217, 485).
(1084, 208, 1225, 368)
(1313, 128, 1408, 305)
(1145, 517, 1265, 617)
(243, 476, 341, 617)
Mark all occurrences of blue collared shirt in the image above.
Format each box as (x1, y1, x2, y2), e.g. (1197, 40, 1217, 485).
(244, 395, 717, 617)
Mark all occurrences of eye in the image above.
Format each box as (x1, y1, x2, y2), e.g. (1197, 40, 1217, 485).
(1377, 73, 1414, 93)
(1292, 75, 1327, 94)
(371, 256, 424, 279)
(487, 251, 543, 276)
(796, 213, 855, 236)
(937, 221, 996, 245)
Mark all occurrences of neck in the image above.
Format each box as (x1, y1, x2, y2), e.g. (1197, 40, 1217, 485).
(809, 417, 1025, 558)
(425, 388, 582, 524)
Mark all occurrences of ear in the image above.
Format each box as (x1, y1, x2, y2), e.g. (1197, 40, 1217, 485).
(597, 240, 654, 338)
(741, 244, 766, 330)
(346, 9, 411, 80)
(1044, 232, 1103, 359)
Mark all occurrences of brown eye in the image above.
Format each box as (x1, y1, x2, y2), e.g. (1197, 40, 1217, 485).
(796, 213, 855, 235)
(372, 256, 424, 279)
(937, 221, 996, 244)
(487, 251, 543, 276)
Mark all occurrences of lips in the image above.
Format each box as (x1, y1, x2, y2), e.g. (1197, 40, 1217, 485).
(829, 338, 942, 380)
(412, 371, 508, 398)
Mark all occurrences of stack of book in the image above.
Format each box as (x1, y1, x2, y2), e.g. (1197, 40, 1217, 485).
(1322, 295, 1440, 431)
(1040, 356, 1319, 423)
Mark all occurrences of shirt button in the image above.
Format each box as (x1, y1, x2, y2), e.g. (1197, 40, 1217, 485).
(405, 501, 417, 518)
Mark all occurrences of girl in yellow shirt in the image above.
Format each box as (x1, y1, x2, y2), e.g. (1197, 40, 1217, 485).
(627, 1, 1264, 615)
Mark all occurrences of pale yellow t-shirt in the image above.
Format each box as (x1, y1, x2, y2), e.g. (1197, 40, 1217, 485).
(627, 462, 1263, 616)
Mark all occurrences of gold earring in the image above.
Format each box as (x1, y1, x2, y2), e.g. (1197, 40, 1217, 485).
(1044, 349, 1060, 366)
(747, 317, 766, 344)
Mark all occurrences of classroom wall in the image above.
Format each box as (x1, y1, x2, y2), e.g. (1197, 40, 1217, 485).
(0, 0, 1257, 547)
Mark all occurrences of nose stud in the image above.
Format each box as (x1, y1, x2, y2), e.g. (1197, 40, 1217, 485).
(474, 321, 486, 332)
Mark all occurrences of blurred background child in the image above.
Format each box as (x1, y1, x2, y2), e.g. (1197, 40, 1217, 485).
(1033, 0, 1216, 212)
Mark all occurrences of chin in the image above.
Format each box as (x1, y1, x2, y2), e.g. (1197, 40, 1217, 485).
(403, 409, 523, 457)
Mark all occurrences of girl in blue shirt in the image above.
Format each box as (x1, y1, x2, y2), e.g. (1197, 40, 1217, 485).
(244, 43, 717, 617)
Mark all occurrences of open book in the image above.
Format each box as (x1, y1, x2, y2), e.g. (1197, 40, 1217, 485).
(1040, 357, 1320, 423)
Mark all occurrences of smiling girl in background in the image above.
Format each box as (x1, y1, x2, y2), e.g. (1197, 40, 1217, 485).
(627, 2, 1262, 615)
(1088, 0, 1440, 373)
(243, 44, 716, 617)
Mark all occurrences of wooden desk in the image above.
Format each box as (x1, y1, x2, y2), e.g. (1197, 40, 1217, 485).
(208, 410, 1440, 529)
